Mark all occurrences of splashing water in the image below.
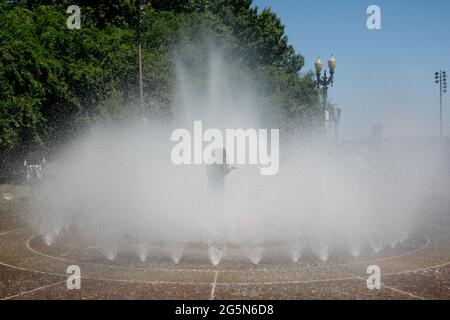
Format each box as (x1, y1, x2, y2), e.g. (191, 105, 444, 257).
(103, 246, 118, 261)
(389, 239, 398, 249)
(139, 252, 147, 263)
(138, 242, 147, 262)
(349, 244, 360, 257)
(242, 245, 264, 265)
(25, 43, 447, 267)
(44, 233, 55, 246)
(289, 240, 304, 263)
(3, 193, 13, 201)
(43, 226, 61, 246)
(171, 246, 184, 264)
(208, 245, 226, 266)
(399, 232, 410, 243)
(369, 238, 383, 253)
(313, 243, 329, 262)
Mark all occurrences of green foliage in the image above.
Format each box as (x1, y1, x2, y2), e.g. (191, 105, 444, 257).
(0, 0, 320, 163)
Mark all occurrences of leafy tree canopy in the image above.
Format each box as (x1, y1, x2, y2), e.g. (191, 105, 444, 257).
(0, 0, 319, 172)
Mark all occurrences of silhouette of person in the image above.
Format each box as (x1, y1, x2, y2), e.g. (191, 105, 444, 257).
(206, 148, 236, 193)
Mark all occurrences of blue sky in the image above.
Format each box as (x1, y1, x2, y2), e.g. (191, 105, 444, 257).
(253, 0, 450, 139)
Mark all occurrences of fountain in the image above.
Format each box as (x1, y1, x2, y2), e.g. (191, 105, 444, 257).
(102, 246, 118, 261)
(207, 244, 226, 266)
(137, 241, 147, 262)
(241, 244, 264, 265)
(349, 244, 361, 258)
(170, 246, 184, 264)
(27, 44, 438, 269)
(313, 243, 329, 262)
(289, 240, 305, 263)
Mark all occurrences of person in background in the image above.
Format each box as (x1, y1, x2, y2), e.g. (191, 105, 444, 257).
(206, 148, 236, 193)
(23, 157, 46, 196)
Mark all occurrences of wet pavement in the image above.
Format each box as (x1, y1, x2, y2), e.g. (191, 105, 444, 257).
(1, 185, 450, 300)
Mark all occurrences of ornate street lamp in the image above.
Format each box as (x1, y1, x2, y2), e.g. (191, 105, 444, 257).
(435, 70, 447, 138)
(315, 55, 336, 130)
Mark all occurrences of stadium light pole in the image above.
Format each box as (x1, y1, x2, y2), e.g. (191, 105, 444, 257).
(315, 55, 336, 132)
(435, 71, 447, 138)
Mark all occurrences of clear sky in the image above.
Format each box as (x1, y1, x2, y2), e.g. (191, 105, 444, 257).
(253, 0, 450, 139)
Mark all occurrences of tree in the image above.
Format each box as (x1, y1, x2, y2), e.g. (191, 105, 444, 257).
(0, 0, 320, 175)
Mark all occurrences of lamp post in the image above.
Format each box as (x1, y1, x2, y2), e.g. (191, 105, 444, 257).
(435, 70, 447, 138)
(315, 55, 336, 131)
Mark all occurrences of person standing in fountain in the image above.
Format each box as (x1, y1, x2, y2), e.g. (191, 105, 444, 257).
(207, 148, 237, 194)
